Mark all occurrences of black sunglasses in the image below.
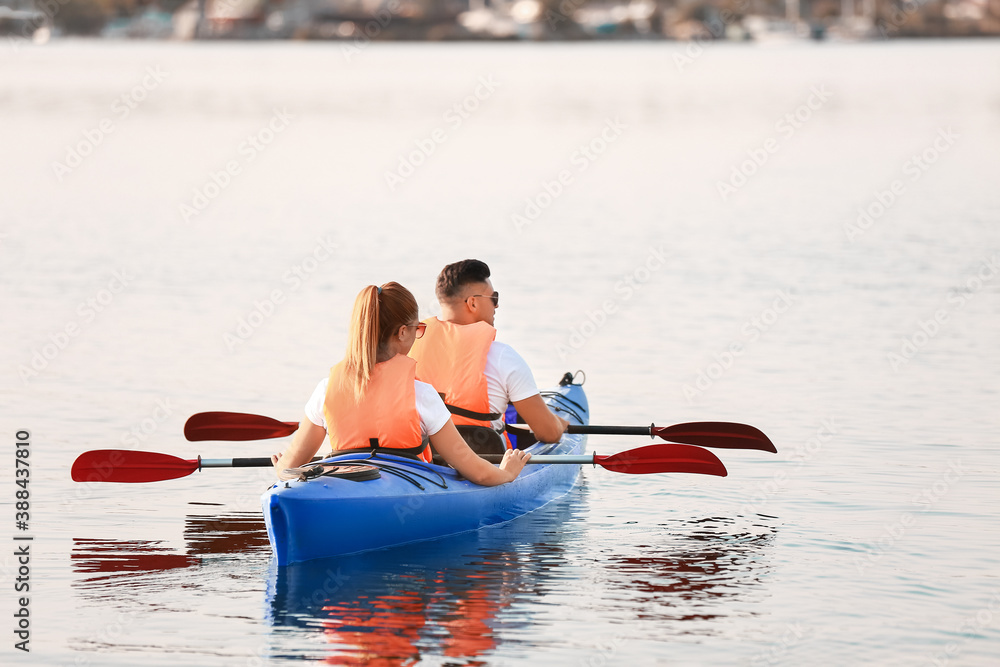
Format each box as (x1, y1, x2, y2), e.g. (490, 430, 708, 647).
(403, 323, 427, 339)
(468, 292, 499, 307)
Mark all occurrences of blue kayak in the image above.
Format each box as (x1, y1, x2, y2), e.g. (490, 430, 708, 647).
(261, 376, 589, 566)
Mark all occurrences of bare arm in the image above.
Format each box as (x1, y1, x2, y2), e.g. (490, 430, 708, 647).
(429, 420, 530, 486)
(270, 415, 326, 476)
(511, 393, 569, 443)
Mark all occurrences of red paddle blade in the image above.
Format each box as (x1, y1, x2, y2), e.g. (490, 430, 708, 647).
(184, 412, 299, 441)
(596, 444, 728, 476)
(71, 450, 200, 483)
(652, 422, 776, 453)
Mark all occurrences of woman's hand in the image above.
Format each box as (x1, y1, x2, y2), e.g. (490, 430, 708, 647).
(271, 452, 285, 476)
(430, 421, 530, 486)
(498, 447, 531, 481)
(272, 417, 326, 478)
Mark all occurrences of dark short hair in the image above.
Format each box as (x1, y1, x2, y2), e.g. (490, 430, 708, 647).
(436, 259, 491, 300)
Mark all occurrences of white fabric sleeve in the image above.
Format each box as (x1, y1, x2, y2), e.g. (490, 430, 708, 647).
(485, 342, 540, 408)
(303, 378, 329, 429)
(415, 380, 452, 436)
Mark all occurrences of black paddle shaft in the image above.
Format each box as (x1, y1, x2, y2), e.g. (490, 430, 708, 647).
(506, 424, 652, 438)
(567, 424, 652, 437)
(232, 457, 274, 467)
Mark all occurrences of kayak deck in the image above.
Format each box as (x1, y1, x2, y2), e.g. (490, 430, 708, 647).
(262, 378, 589, 566)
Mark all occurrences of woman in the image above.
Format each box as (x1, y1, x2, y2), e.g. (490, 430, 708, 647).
(271, 282, 530, 486)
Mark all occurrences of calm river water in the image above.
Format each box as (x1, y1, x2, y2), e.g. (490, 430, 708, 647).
(1, 39, 999, 666)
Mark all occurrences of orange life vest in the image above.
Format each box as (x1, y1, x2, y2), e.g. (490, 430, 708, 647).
(324, 354, 430, 462)
(408, 318, 506, 435)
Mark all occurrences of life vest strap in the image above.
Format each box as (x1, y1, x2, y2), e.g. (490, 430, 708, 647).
(331, 437, 431, 461)
(433, 391, 502, 422)
(445, 403, 502, 422)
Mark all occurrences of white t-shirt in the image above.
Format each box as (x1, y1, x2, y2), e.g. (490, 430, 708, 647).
(304, 378, 452, 437)
(482, 341, 539, 429)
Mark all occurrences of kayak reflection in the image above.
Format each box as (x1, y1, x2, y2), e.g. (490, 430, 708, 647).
(265, 493, 581, 666)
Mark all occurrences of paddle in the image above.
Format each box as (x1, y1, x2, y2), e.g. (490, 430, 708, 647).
(506, 422, 776, 453)
(184, 411, 774, 452)
(71, 443, 726, 484)
(484, 444, 727, 476)
(70, 449, 323, 484)
(184, 412, 298, 442)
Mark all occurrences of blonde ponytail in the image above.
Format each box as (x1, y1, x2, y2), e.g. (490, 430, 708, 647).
(345, 285, 380, 400)
(343, 282, 418, 400)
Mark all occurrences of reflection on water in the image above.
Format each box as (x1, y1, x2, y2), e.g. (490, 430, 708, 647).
(68, 491, 776, 662)
(263, 489, 777, 663)
(71, 507, 271, 591)
(67, 508, 276, 661)
(72, 539, 198, 580)
(265, 496, 580, 665)
(184, 510, 272, 555)
(593, 515, 777, 625)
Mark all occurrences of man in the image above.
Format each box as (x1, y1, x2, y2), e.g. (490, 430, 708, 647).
(409, 259, 569, 447)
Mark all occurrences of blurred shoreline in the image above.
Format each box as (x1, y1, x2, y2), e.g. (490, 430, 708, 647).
(3, 0, 1000, 44)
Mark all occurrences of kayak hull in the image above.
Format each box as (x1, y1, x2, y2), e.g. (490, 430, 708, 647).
(262, 380, 588, 566)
